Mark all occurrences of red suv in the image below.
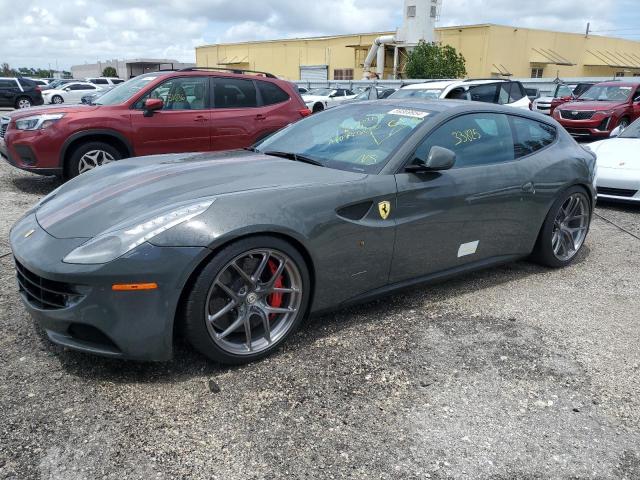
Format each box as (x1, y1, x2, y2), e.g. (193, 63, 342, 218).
(553, 81, 640, 139)
(0, 68, 311, 178)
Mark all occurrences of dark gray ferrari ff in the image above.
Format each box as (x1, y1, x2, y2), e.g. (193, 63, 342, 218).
(10, 100, 596, 364)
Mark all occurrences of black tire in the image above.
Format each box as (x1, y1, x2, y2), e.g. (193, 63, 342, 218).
(183, 236, 311, 364)
(52, 95, 63, 105)
(15, 96, 32, 109)
(531, 186, 591, 268)
(618, 117, 630, 130)
(312, 102, 324, 113)
(66, 141, 122, 179)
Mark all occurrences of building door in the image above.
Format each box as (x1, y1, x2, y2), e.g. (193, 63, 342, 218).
(300, 65, 328, 81)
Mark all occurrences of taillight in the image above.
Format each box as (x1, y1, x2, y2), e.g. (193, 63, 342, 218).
(35, 86, 41, 92)
(299, 108, 312, 117)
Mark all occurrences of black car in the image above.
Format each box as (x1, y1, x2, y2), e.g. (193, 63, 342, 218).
(0, 77, 44, 109)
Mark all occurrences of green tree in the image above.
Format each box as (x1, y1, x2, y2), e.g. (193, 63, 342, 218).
(405, 41, 467, 79)
(1, 63, 14, 76)
(102, 66, 118, 77)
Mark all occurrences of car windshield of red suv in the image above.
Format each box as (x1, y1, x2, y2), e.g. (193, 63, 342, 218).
(578, 85, 633, 102)
(93, 73, 160, 106)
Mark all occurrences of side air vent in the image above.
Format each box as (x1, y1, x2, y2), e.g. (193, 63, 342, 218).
(337, 201, 373, 221)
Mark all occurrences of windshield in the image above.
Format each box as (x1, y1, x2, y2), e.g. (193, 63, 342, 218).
(390, 88, 443, 100)
(307, 88, 333, 96)
(619, 118, 640, 139)
(354, 88, 374, 100)
(555, 84, 575, 98)
(94, 74, 162, 106)
(579, 85, 633, 102)
(255, 104, 431, 174)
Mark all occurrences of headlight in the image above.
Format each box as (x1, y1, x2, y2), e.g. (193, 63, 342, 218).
(63, 198, 215, 264)
(596, 110, 614, 117)
(15, 113, 65, 131)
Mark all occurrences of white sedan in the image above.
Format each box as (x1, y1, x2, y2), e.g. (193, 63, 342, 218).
(41, 82, 103, 105)
(302, 88, 357, 113)
(591, 119, 640, 203)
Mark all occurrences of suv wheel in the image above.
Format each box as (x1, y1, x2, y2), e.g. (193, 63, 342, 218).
(52, 95, 63, 105)
(312, 103, 324, 113)
(618, 117, 630, 130)
(16, 97, 32, 109)
(67, 142, 121, 178)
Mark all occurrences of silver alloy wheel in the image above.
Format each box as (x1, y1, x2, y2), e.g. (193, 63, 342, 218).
(17, 98, 31, 109)
(52, 96, 63, 104)
(619, 118, 630, 129)
(551, 193, 589, 261)
(77, 150, 116, 174)
(205, 248, 303, 355)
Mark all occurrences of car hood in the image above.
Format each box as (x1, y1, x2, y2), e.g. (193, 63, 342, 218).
(558, 100, 627, 111)
(590, 139, 640, 170)
(36, 150, 367, 239)
(534, 96, 554, 103)
(5, 103, 99, 119)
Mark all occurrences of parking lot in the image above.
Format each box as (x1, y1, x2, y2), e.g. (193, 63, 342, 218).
(0, 159, 638, 479)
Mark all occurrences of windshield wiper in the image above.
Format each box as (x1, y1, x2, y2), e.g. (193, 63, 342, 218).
(262, 151, 324, 167)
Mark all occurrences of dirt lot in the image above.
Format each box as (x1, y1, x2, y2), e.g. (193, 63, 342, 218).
(0, 160, 639, 480)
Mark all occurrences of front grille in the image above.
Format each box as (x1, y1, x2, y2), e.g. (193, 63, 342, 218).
(560, 110, 595, 120)
(0, 117, 9, 139)
(14, 259, 81, 310)
(597, 187, 638, 198)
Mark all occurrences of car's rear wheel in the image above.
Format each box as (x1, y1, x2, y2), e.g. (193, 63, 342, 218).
(67, 141, 121, 178)
(52, 95, 63, 104)
(312, 103, 324, 113)
(532, 186, 591, 268)
(15, 97, 32, 109)
(183, 236, 310, 364)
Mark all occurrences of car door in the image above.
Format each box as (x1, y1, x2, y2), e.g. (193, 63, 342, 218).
(129, 76, 211, 156)
(390, 112, 533, 283)
(0, 79, 19, 107)
(631, 87, 640, 121)
(210, 76, 261, 150)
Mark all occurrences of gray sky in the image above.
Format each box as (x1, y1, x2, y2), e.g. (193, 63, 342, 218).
(0, 0, 638, 70)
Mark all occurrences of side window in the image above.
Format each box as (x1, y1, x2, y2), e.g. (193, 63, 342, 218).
(345, 90, 355, 96)
(498, 84, 510, 104)
(136, 77, 208, 110)
(413, 113, 515, 168)
(92, 79, 109, 85)
(633, 87, 640, 102)
(257, 81, 290, 105)
(511, 116, 556, 158)
(467, 84, 499, 103)
(112, 79, 124, 84)
(0, 79, 16, 88)
(509, 83, 526, 102)
(213, 78, 257, 108)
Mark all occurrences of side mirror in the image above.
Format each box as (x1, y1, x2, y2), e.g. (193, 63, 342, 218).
(406, 146, 457, 173)
(609, 126, 623, 138)
(143, 98, 164, 117)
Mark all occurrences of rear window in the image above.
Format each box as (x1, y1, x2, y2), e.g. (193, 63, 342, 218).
(91, 79, 109, 85)
(511, 116, 556, 158)
(213, 78, 258, 108)
(257, 81, 290, 105)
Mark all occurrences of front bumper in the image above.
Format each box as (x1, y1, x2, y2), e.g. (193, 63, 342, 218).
(596, 170, 640, 203)
(555, 116, 613, 138)
(10, 213, 209, 361)
(1, 126, 64, 175)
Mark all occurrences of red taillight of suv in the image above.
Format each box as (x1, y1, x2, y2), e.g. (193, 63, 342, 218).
(299, 108, 312, 118)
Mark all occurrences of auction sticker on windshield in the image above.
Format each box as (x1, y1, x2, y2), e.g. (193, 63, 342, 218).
(388, 108, 430, 119)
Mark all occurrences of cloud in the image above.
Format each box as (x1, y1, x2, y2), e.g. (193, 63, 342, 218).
(0, 0, 632, 70)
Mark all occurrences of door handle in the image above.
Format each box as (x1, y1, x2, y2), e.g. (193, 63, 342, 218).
(521, 182, 536, 194)
(194, 115, 208, 122)
(255, 114, 267, 120)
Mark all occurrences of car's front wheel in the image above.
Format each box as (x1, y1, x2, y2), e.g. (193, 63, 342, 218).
(532, 186, 591, 268)
(52, 95, 63, 104)
(67, 141, 121, 178)
(15, 97, 32, 109)
(312, 102, 324, 113)
(184, 236, 310, 364)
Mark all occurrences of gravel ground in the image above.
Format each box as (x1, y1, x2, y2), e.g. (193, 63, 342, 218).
(0, 160, 639, 480)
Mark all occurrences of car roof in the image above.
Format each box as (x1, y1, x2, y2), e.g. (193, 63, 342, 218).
(596, 81, 640, 87)
(401, 79, 510, 90)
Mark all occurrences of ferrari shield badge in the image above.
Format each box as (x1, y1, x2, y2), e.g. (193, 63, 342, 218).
(378, 201, 391, 220)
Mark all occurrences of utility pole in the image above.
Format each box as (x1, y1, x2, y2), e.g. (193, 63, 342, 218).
(585, 22, 590, 38)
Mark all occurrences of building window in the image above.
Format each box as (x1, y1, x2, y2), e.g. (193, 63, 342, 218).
(615, 71, 625, 78)
(334, 69, 354, 81)
(531, 68, 544, 78)
(407, 5, 416, 17)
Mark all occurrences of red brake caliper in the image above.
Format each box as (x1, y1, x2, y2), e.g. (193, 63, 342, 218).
(267, 259, 284, 319)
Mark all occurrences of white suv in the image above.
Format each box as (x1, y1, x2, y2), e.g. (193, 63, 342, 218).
(86, 77, 125, 86)
(390, 79, 531, 110)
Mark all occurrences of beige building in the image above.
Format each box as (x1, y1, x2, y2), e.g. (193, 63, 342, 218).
(195, 24, 640, 81)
